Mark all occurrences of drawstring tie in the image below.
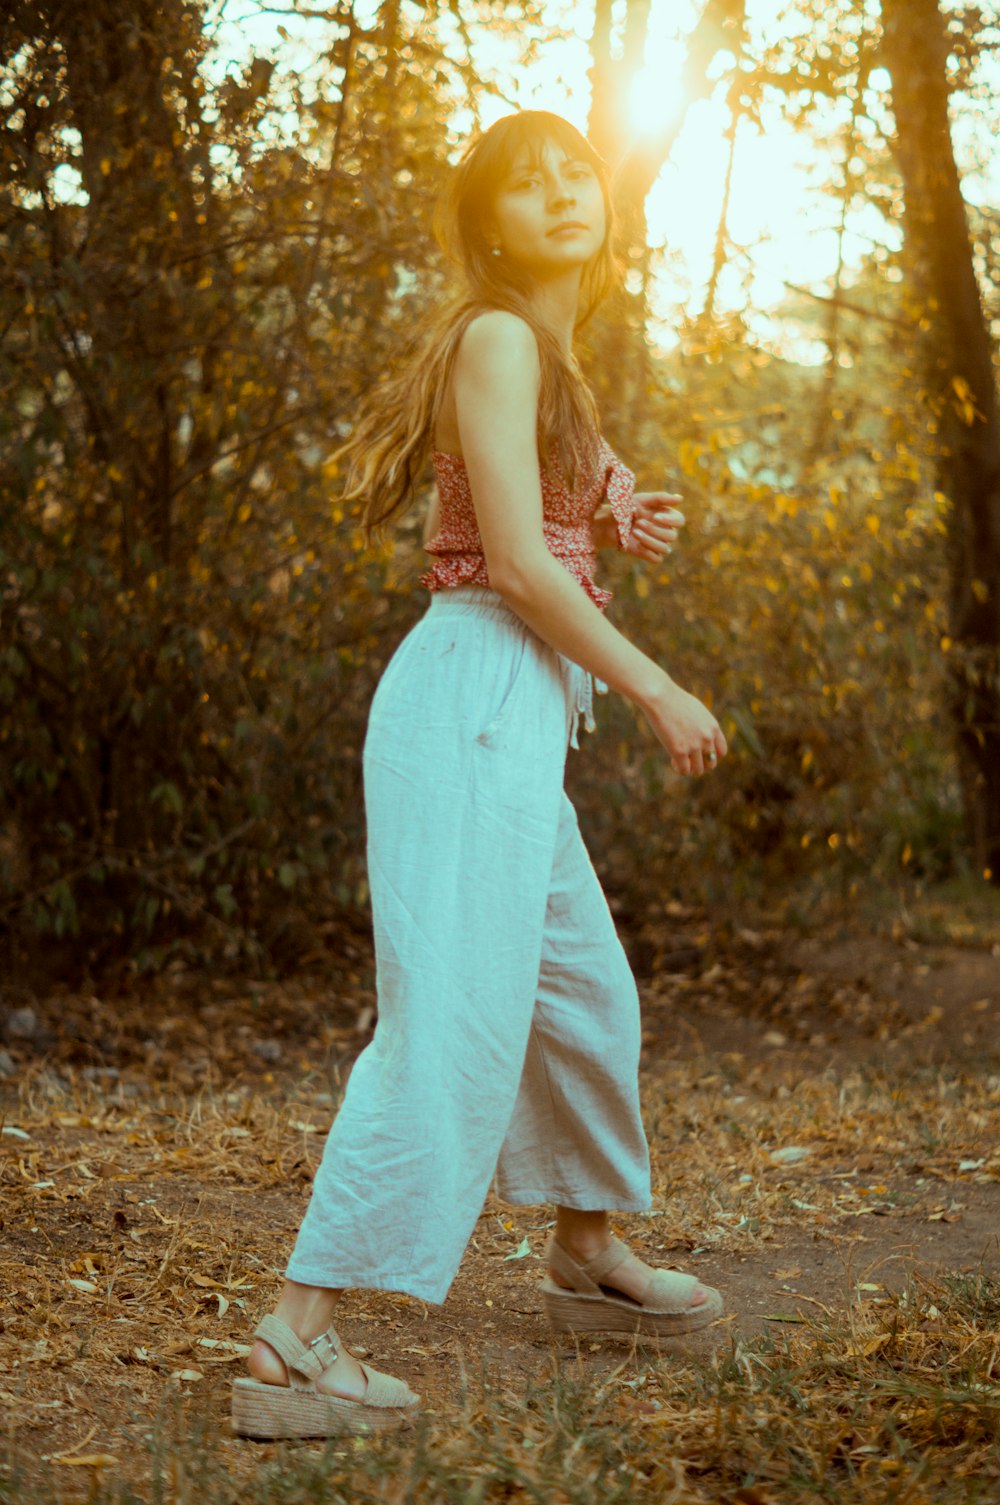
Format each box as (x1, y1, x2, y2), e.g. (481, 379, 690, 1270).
(566, 662, 608, 749)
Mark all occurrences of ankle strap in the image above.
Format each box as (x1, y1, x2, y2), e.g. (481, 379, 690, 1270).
(254, 1312, 341, 1389)
(307, 1326, 340, 1369)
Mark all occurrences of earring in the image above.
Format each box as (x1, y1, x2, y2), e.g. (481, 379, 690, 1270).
(489, 245, 501, 257)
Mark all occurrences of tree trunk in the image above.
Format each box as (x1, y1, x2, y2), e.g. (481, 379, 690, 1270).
(585, 0, 746, 441)
(589, 0, 746, 251)
(881, 0, 1000, 881)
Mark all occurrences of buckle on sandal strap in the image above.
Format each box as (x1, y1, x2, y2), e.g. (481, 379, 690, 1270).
(307, 1327, 339, 1368)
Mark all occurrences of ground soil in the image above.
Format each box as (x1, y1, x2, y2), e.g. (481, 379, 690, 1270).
(1, 919, 998, 1493)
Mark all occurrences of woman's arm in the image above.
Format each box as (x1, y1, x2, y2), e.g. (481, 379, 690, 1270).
(452, 311, 725, 777)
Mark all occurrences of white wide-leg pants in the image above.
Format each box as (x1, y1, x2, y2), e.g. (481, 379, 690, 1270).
(284, 586, 652, 1304)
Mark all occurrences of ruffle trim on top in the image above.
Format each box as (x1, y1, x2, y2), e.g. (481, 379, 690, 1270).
(601, 447, 638, 551)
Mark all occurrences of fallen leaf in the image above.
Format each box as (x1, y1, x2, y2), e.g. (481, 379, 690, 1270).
(770, 1146, 812, 1165)
(54, 1455, 118, 1468)
(194, 1337, 250, 1354)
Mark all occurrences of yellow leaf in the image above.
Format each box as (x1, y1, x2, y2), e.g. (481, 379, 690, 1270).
(971, 579, 989, 603)
(55, 1455, 118, 1468)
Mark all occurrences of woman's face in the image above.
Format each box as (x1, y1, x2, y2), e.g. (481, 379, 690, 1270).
(487, 138, 606, 281)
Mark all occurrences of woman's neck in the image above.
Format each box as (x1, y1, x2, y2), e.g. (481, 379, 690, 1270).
(525, 269, 582, 357)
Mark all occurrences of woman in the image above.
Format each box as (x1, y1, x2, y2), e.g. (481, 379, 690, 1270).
(231, 109, 727, 1442)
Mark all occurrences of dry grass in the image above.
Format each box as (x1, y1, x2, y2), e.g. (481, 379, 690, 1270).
(2, 936, 999, 1503)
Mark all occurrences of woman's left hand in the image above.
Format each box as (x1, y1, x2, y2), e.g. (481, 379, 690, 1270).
(593, 492, 685, 561)
(625, 492, 685, 562)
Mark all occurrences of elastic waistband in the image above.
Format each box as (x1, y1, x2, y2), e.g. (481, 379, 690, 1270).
(424, 585, 523, 626)
(423, 585, 607, 750)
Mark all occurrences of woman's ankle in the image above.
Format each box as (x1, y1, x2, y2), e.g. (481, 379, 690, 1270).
(272, 1278, 344, 1340)
(553, 1209, 612, 1262)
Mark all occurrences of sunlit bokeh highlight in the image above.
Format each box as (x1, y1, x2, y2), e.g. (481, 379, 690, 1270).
(217, 0, 1000, 355)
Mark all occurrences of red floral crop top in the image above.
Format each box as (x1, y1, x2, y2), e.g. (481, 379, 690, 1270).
(419, 437, 638, 612)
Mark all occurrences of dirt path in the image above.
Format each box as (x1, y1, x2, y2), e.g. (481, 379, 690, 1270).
(1, 925, 998, 1493)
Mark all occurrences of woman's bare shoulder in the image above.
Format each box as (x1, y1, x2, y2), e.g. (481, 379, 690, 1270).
(456, 309, 540, 373)
(437, 311, 540, 455)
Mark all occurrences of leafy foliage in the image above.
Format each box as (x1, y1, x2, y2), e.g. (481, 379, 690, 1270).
(0, 0, 451, 977)
(0, 0, 996, 980)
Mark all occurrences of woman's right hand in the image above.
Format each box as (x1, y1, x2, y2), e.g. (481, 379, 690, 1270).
(641, 678, 728, 777)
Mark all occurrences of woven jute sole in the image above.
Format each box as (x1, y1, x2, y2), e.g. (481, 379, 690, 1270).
(541, 1278, 724, 1338)
(231, 1376, 419, 1439)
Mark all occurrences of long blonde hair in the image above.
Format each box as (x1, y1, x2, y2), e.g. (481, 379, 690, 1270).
(338, 111, 621, 544)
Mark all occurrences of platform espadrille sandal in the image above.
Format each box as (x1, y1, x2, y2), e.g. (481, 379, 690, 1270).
(231, 1313, 420, 1439)
(541, 1232, 724, 1338)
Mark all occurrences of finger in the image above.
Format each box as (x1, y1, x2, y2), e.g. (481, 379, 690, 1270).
(634, 521, 676, 551)
(632, 530, 670, 560)
(639, 507, 684, 532)
(689, 749, 705, 777)
(714, 727, 728, 760)
(640, 517, 680, 542)
(672, 751, 692, 777)
(703, 743, 719, 772)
